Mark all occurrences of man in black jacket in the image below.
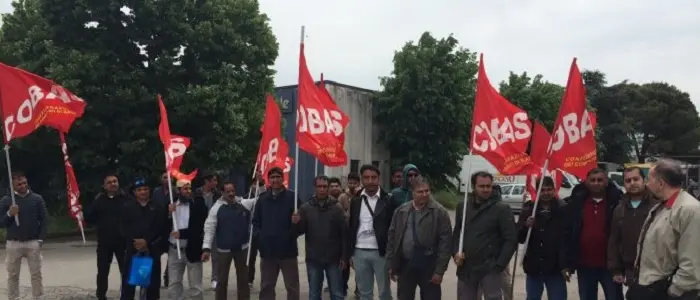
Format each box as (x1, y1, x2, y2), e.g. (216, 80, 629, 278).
(348, 164, 397, 300)
(166, 179, 208, 300)
(252, 167, 300, 300)
(85, 173, 129, 300)
(561, 168, 624, 300)
(292, 175, 348, 300)
(517, 176, 568, 300)
(452, 171, 517, 300)
(194, 171, 221, 289)
(120, 178, 170, 300)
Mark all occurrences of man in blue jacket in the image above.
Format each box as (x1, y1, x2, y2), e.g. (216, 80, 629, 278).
(253, 167, 300, 300)
(390, 164, 420, 207)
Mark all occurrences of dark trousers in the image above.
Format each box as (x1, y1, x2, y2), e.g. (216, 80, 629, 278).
(397, 266, 442, 300)
(259, 257, 300, 300)
(216, 250, 250, 300)
(308, 261, 344, 300)
(247, 238, 258, 284)
(576, 267, 623, 300)
(341, 265, 350, 294)
(120, 251, 162, 300)
(96, 242, 125, 299)
(525, 274, 567, 300)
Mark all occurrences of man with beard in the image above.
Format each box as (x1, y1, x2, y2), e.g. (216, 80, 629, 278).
(85, 173, 129, 300)
(120, 178, 169, 300)
(390, 164, 420, 207)
(1, 171, 48, 300)
(203, 181, 252, 300)
(166, 179, 208, 300)
(348, 165, 396, 300)
(195, 172, 221, 289)
(253, 167, 301, 300)
(452, 171, 517, 300)
(292, 176, 348, 300)
(386, 176, 453, 299)
(607, 167, 657, 288)
(517, 176, 567, 300)
(629, 159, 700, 300)
(390, 167, 403, 190)
(561, 168, 623, 300)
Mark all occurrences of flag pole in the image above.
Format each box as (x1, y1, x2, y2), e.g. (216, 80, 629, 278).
(247, 161, 258, 199)
(165, 171, 182, 259)
(3, 145, 20, 226)
(77, 215, 87, 244)
(293, 25, 305, 212)
(314, 159, 318, 177)
(457, 151, 473, 254)
(245, 183, 261, 266)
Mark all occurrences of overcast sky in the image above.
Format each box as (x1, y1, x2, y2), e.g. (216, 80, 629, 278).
(2, 0, 699, 106)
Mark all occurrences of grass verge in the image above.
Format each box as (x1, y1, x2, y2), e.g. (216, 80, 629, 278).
(434, 189, 463, 210)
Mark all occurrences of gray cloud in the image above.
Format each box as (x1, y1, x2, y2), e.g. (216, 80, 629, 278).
(2, 0, 698, 106)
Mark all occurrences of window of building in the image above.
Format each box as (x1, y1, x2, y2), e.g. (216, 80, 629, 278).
(350, 159, 360, 173)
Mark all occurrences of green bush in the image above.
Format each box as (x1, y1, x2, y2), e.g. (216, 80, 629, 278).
(434, 189, 463, 210)
(0, 214, 80, 241)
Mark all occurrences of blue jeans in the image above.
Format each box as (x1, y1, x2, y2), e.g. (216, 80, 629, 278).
(525, 274, 567, 300)
(352, 249, 392, 300)
(576, 267, 623, 300)
(307, 261, 344, 300)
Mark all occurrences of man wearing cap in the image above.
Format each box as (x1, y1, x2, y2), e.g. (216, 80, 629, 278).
(253, 167, 301, 300)
(120, 178, 170, 300)
(166, 179, 208, 300)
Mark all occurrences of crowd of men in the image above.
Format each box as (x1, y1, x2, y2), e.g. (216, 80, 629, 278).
(1, 158, 699, 300)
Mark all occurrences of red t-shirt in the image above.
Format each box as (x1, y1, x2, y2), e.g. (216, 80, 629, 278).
(579, 197, 608, 268)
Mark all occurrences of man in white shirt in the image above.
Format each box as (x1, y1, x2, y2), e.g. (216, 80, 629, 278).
(348, 165, 398, 300)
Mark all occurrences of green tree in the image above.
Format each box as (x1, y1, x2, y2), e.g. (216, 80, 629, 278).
(583, 70, 630, 163)
(624, 82, 700, 162)
(498, 72, 563, 130)
(0, 0, 278, 205)
(374, 32, 478, 188)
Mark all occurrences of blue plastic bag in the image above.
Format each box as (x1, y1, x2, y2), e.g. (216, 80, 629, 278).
(127, 254, 153, 287)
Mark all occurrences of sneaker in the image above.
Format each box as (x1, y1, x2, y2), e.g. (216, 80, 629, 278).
(211, 280, 217, 289)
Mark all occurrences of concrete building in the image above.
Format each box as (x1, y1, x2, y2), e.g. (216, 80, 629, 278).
(275, 80, 391, 201)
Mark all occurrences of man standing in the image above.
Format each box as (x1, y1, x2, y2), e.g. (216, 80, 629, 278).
(253, 167, 300, 300)
(195, 172, 221, 289)
(517, 176, 567, 300)
(203, 181, 252, 300)
(386, 176, 452, 299)
(390, 167, 403, 190)
(561, 168, 623, 300)
(120, 178, 170, 300)
(85, 173, 129, 300)
(166, 179, 207, 300)
(629, 159, 700, 300)
(607, 167, 656, 288)
(329, 177, 343, 202)
(338, 172, 360, 215)
(452, 171, 517, 300)
(348, 164, 396, 300)
(152, 171, 173, 286)
(0, 171, 48, 300)
(390, 164, 420, 207)
(292, 176, 348, 300)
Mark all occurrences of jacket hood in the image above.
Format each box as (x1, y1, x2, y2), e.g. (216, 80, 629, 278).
(309, 196, 339, 209)
(401, 164, 420, 189)
(570, 182, 623, 201)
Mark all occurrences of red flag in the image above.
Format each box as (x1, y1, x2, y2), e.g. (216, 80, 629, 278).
(525, 169, 564, 201)
(157, 95, 176, 172)
(548, 59, 597, 179)
(168, 135, 198, 182)
(296, 43, 350, 166)
(318, 76, 350, 166)
(256, 94, 294, 187)
(0, 63, 86, 143)
(59, 132, 83, 226)
(471, 54, 534, 174)
(530, 122, 551, 168)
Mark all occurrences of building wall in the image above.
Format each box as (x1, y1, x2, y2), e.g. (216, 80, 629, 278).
(274, 81, 391, 201)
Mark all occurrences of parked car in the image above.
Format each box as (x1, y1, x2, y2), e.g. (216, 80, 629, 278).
(500, 183, 526, 213)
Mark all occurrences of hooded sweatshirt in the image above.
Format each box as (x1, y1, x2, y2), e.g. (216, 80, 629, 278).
(390, 164, 419, 207)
